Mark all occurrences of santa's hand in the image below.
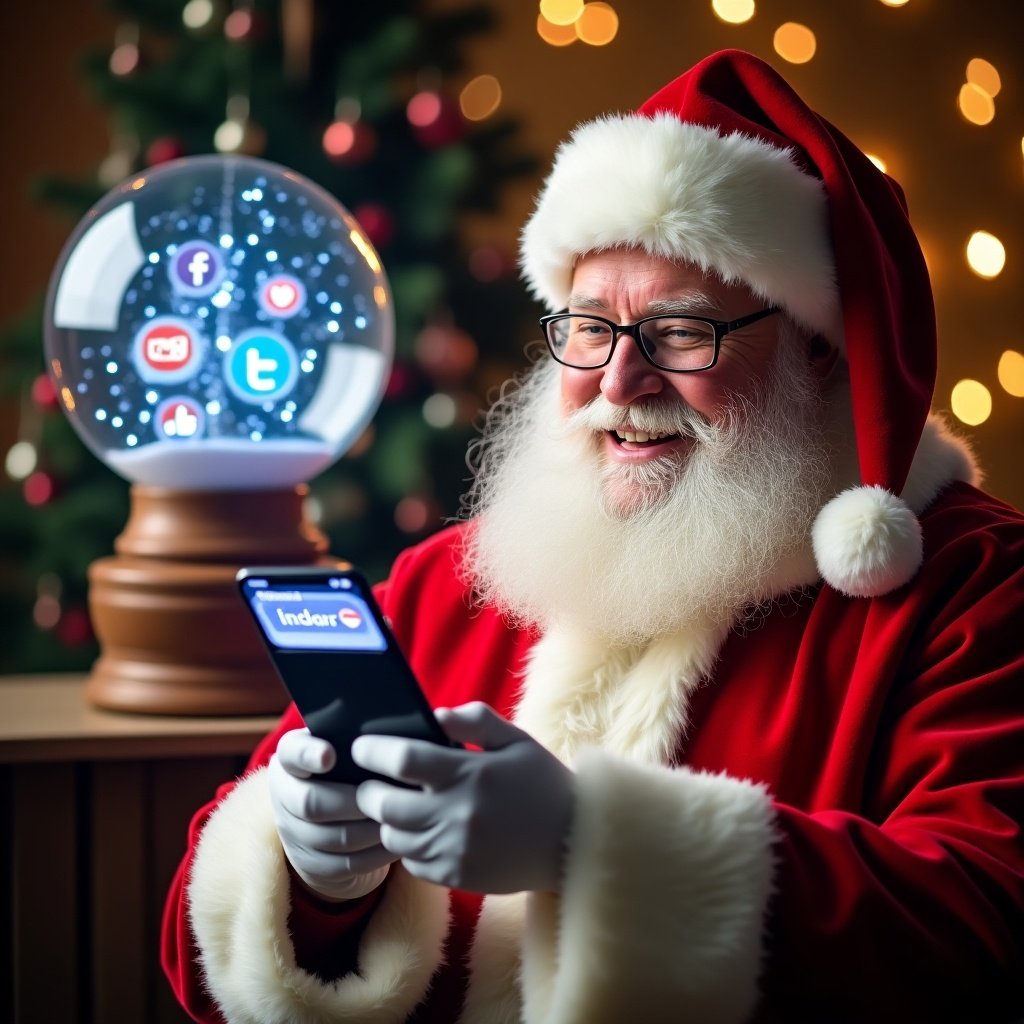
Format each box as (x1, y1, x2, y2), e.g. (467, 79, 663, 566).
(352, 703, 574, 894)
(268, 728, 398, 902)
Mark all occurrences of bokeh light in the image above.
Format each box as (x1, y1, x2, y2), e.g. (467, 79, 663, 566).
(182, 0, 215, 29)
(576, 3, 619, 45)
(712, 0, 755, 25)
(879, 0, 910, 6)
(773, 23, 816, 64)
(537, 13, 577, 46)
(459, 75, 502, 121)
(997, 351, 1024, 398)
(865, 153, 887, 173)
(407, 91, 443, 128)
(5, 441, 37, 480)
(539, 0, 584, 26)
(958, 82, 995, 125)
(966, 58, 1001, 97)
(966, 231, 1006, 279)
(951, 380, 992, 426)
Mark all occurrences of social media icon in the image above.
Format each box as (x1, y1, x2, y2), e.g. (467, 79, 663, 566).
(155, 397, 204, 440)
(170, 241, 223, 297)
(224, 330, 298, 404)
(132, 317, 203, 384)
(143, 324, 191, 370)
(259, 274, 305, 319)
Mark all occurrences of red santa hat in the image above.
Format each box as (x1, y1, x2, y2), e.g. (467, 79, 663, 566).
(519, 48, 935, 599)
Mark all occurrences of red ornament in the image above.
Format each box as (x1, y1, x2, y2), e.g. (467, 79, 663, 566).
(146, 136, 187, 165)
(322, 120, 376, 165)
(354, 203, 395, 249)
(56, 606, 94, 648)
(31, 373, 60, 410)
(407, 91, 465, 148)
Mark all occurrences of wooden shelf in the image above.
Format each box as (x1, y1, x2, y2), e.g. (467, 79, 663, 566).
(0, 673, 280, 763)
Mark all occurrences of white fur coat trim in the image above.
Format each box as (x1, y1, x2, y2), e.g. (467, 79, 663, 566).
(186, 767, 449, 1024)
(460, 616, 776, 1024)
(519, 112, 843, 347)
(523, 750, 775, 1024)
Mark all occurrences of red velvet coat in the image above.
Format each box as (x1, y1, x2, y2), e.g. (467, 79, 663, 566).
(163, 480, 1024, 1024)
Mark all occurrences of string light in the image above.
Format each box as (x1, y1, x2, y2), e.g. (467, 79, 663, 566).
(576, 3, 619, 45)
(997, 351, 1024, 398)
(773, 23, 816, 64)
(712, 0, 755, 25)
(951, 380, 992, 426)
(966, 231, 1005, 279)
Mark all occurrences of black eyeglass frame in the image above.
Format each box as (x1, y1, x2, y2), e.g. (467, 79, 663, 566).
(539, 306, 780, 373)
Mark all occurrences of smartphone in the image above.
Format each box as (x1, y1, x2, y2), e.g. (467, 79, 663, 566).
(237, 565, 454, 783)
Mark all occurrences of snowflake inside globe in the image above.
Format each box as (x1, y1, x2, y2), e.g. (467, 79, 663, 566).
(44, 155, 394, 489)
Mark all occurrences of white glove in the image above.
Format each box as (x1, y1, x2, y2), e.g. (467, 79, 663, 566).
(268, 728, 399, 902)
(352, 702, 574, 894)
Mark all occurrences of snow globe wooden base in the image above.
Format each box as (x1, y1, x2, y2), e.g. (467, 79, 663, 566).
(86, 484, 335, 715)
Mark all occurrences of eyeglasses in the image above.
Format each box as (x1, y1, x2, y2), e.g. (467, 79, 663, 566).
(539, 307, 780, 373)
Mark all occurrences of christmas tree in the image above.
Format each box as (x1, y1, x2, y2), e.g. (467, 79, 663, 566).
(0, 0, 537, 674)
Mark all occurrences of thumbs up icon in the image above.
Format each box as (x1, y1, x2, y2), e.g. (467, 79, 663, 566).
(158, 398, 203, 440)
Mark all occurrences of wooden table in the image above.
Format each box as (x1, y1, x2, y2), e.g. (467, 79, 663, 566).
(0, 674, 280, 1024)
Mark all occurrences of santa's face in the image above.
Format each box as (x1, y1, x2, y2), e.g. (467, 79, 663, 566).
(462, 249, 847, 644)
(560, 250, 801, 516)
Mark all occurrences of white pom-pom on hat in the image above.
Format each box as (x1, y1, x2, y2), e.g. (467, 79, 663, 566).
(812, 486, 923, 598)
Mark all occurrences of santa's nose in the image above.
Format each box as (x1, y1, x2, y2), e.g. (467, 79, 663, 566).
(599, 332, 666, 406)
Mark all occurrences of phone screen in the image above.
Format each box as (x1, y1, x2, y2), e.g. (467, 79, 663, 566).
(238, 567, 451, 782)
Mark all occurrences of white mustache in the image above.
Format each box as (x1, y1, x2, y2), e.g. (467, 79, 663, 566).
(562, 395, 716, 441)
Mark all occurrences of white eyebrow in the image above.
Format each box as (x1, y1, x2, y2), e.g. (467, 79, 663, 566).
(646, 293, 723, 317)
(566, 291, 724, 317)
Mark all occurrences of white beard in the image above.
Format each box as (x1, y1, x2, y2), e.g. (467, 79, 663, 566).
(460, 332, 842, 646)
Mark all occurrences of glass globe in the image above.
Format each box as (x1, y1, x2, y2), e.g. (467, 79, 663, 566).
(44, 155, 394, 489)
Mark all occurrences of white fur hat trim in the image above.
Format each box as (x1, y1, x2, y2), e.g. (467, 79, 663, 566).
(520, 112, 844, 347)
(812, 485, 924, 598)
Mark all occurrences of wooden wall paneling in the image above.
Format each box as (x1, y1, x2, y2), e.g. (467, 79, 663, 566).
(150, 755, 247, 1024)
(1, 765, 14, 1024)
(10, 762, 81, 1024)
(91, 759, 147, 1023)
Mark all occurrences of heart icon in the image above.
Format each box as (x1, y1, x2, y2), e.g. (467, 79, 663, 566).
(269, 282, 297, 310)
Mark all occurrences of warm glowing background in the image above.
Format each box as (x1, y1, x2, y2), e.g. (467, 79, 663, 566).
(2, 0, 1021, 506)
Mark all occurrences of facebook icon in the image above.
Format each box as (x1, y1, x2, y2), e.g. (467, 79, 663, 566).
(171, 241, 222, 297)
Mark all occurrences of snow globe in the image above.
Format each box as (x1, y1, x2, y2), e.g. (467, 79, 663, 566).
(45, 155, 393, 714)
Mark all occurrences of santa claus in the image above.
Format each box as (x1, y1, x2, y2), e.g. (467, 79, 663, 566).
(163, 49, 1024, 1023)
